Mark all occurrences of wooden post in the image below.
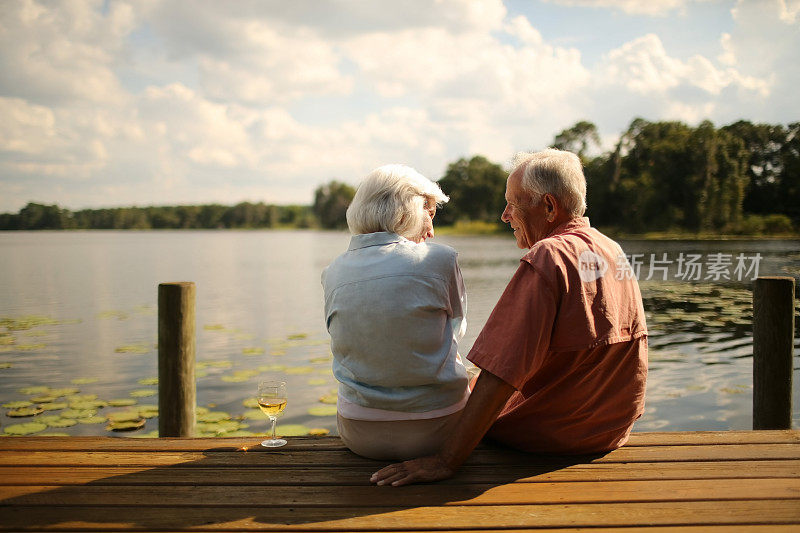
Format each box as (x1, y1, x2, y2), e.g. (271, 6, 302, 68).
(753, 276, 795, 430)
(158, 282, 196, 437)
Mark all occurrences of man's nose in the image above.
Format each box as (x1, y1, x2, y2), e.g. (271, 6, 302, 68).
(501, 205, 511, 222)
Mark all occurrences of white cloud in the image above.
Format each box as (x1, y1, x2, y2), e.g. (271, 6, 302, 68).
(0, 0, 134, 105)
(597, 33, 769, 98)
(542, 0, 690, 16)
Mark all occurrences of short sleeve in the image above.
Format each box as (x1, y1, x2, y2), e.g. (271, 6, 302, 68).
(448, 256, 467, 341)
(466, 261, 557, 390)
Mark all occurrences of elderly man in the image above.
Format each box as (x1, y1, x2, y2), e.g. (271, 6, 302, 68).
(371, 148, 648, 486)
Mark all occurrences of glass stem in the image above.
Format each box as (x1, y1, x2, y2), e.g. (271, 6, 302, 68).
(270, 416, 277, 441)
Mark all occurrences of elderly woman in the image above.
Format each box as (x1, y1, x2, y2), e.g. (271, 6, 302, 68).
(322, 164, 470, 460)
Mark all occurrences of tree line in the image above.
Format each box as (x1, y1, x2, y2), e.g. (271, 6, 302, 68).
(2, 118, 797, 234)
(0, 202, 315, 230)
(314, 118, 798, 234)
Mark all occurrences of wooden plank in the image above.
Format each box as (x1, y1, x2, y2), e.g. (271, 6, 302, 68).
(2, 443, 799, 468)
(0, 436, 347, 452)
(3, 460, 799, 486)
(0, 431, 797, 452)
(1, 500, 799, 530)
(626, 430, 800, 446)
(2, 478, 799, 507)
(3, 529, 792, 533)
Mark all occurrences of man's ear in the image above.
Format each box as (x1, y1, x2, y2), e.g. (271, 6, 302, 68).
(543, 193, 558, 221)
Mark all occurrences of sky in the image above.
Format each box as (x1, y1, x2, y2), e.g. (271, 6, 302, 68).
(1, 0, 799, 212)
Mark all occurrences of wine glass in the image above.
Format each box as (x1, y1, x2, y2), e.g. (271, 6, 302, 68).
(257, 380, 288, 447)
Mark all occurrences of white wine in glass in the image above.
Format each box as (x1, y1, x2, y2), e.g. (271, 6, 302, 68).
(257, 380, 288, 447)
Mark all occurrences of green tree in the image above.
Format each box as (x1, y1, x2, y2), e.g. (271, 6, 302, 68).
(553, 120, 601, 160)
(313, 181, 355, 229)
(436, 156, 507, 226)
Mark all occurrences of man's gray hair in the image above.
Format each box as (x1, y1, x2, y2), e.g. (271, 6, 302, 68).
(346, 164, 448, 238)
(509, 148, 587, 217)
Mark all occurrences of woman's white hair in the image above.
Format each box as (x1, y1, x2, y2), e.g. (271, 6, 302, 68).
(346, 164, 448, 238)
(509, 148, 587, 217)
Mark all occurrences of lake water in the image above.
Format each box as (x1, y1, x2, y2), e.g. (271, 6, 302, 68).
(1, 230, 798, 437)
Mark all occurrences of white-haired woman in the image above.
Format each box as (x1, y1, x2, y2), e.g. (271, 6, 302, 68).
(322, 164, 470, 460)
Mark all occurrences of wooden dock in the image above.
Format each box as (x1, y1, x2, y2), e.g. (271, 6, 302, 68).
(1, 430, 799, 531)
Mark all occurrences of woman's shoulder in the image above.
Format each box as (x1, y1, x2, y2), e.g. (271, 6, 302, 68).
(401, 241, 458, 270)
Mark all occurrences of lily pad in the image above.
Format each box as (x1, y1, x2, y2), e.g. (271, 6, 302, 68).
(197, 360, 232, 369)
(242, 347, 265, 355)
(19, 386, 50, 395)
(3, 400, 33, 409)
(241, 409, 265, 420)
(61, 408, 97, 419)
(0, 362, 12, 369)
(197, 420, 246, 436)
(242, 398, 259, 409)
(48, 418, 77, 428)
(97, 310, 129, 320)
(30, 395, 58, 403)
(39, 415, 65, 425)
(71, 377, 99, 385)
(39, 402, 69, 411)
(221, 370, 259, 383)
(70, 394, 98, 402)
(115, 344, 150, 354)
(130, 389, 156, 398)
(203, 324, 226, 331)
(318, 393, 337, 405)
(308, 428, 330, 436)
(1, 315, 60, 330)
(287, 333, 308, 340)
(307, 405, 337, 417)
(275, 424, 313, 436)
(138, 405, 158, 418)
(307, 378, 327, 386)
(38, 432, 70, 437)
(107, 411, 143, 423)
(309, 356, 332, 364)
(77, 416, 107, 424)
(108, 398, 137, 407)
(49, 388, 80, 397)
(269, 350, 286, 356)
(138, 377, 158, 385)
(106, 419, 146, 432)
(197, 411, 230, 423)
(7, 406, 44, 417)
(239, 409, 267, 420)
(4, 422, 47, 435)
(69, 400, 107, 410)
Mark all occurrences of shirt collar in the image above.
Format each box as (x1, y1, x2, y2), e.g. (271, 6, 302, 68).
(545, 216, 590, 239)
(347, 231, 410, 251)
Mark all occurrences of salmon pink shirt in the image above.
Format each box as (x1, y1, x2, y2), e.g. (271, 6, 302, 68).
(467, 217, 648, 454)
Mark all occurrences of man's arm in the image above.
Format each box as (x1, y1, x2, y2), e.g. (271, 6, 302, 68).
(370, 369, 515, 486)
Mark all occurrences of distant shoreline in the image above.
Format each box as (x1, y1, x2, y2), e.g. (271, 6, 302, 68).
(2, 226, 798, 241)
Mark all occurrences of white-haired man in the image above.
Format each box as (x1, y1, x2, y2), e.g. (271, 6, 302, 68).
(371, 149, 648, 486)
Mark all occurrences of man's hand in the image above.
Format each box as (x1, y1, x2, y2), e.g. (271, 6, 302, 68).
(370, 455, 454, 486)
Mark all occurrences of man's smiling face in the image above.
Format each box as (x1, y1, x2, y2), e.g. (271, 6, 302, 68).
(501, 168, 550, 249)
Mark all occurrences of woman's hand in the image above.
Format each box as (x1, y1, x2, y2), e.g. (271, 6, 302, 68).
(370, 454, 454, 486)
